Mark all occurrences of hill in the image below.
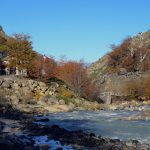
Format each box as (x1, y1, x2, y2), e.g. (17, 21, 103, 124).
(88, 30, 150, 104)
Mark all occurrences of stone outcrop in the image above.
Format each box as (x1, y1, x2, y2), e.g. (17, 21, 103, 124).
(0, 76, 101, 113)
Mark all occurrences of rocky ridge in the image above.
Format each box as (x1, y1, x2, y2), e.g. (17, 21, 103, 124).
(0, 75, 101, 113)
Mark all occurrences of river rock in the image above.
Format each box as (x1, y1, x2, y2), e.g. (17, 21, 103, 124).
(74, 99, 81, 104)
(38, 82, 46, 87)
(68, 103, 75, 110)
(48, 97, 58, 105)
(59, 99, 65, 105)
(1, 81, 11, 88)
(10, 95, 19, 105)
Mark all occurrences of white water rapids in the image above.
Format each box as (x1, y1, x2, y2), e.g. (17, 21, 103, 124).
(36, 110, 150, 144)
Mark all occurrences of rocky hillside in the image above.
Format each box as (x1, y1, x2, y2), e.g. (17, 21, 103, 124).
(88, 30, 150, 104)
(0, 26, 7, 46)
(89, 30, 150, 77)
(0, 76, 100, 113)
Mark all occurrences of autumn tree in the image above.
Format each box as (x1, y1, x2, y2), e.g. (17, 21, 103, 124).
(42, 56, 57, 79)
(56, 60, 99, 100)
(108, 33, 150, 73)
(0, 34, 7, 52)
(28, 54, 57, 80)
(28, 54, 43, 78)
(56, 60, 84, 95)
(6, 34, 36, 73)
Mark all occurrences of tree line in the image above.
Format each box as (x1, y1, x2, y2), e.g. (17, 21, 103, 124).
(0, 33, 99, 101)
(108, 34, 150, 73)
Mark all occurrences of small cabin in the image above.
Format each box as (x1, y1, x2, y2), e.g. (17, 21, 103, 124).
(0, 52, 16, 75)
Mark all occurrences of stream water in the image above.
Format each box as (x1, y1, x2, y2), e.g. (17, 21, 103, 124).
(36, 110, 150, 144)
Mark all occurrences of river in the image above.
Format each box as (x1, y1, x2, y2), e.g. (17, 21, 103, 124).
(36, 110, 150, 144)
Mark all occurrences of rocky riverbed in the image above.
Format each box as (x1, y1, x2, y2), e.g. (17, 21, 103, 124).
(0, 105, 150, 150)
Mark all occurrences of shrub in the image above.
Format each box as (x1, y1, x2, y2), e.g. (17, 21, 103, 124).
(61, 90, 74, 98)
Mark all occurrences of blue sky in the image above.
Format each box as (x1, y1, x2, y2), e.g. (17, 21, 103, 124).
(0, 0, 150, 62)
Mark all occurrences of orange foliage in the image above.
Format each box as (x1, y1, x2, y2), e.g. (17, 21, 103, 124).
(28, 55, 42, 78)
(28, 55, 57, 80)
(56, 60, 99, 100)
(108, 36, 150, 72)
(43, 56, 57, 79)
(108, 37, 135, 71)
(122, 55, 134, 71)
(56, 60, 86, 95)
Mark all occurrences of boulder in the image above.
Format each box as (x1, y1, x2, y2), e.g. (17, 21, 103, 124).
(1, 81, 11, 88)
(48, 97, 58, 105)
(40, 86, 48, 92)
(38, 82, 46, 87)
(74, 99, 81, 104)
(28, 80, 34, 85)
(83, 101, 90, 106)
(118, 68, 127, 75)
(37, 100, 46, 106)
(22, 87, 31, 95)
(68, 102, 75, 110)
(39, 96, 48, 103)
(49, 91, 54, 96)
(59, 99, 65, 105)
(10, 95, 19, 105)
(13, 83, 21, 90)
